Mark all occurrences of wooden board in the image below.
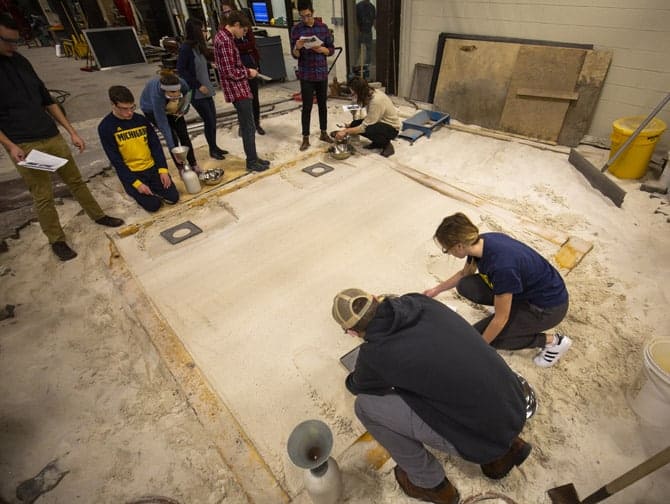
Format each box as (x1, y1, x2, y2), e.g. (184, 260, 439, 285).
(409, 63, 435, 103)
(433, 39, 520, 129)
(558, 50, 613, 147)
(500, 45, 586, 141)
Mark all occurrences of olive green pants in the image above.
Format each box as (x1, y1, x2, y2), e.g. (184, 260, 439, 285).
(12, 134, 105, 243)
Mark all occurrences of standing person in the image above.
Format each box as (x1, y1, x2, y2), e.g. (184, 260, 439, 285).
(177, 17, 229, 160)
(140, 70, 202, 174)
(221, 1, 265, 135)
(0, 13, 123, 262)
(332, 288, 531, 504)
(290, 0, 335, 151)
(213, 10, 270, 172)
(355, 0, 375, 66)
(424, 212, 572, 367)
(334, 77, 399, 157)
(98, 86, 180, 213)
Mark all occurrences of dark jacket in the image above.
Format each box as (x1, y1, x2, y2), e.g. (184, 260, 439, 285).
(347, 294, 526, 464)
(0, 52, 59, 143)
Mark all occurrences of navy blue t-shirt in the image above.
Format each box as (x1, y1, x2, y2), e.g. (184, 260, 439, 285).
(475, 232, 568, 308)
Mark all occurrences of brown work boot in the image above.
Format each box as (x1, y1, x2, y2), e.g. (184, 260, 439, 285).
(480, 437, 532, 479)
(300, 135, 310, 151)
(393, 466, 459, 504)
(319, 130, 334, 143)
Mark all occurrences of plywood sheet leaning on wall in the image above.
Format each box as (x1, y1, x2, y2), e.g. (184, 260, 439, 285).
(433, 38, 520, 129)
(500, 45, 586, 142)
(558, 50, 613, 147)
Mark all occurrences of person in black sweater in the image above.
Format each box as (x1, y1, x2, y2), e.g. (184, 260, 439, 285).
(332, 289, 532, 504)
(98, 86, 179, 212)
(0, 13, 123, 261)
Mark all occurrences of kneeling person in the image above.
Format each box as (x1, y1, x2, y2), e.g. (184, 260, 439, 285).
(99, 86, 179, 212)
(332, 289, 531, 504)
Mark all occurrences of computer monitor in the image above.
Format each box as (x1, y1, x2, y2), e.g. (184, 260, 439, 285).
(251, 1, 271, 24)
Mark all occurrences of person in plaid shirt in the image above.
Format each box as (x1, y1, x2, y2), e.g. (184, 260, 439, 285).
(213, 11, 269, 172)
(290, 0, 335, 151)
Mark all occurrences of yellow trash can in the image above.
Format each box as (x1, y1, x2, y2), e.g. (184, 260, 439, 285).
(609, 116, 667, 179)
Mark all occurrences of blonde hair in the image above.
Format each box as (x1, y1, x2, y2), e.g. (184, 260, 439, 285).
(434, 212, 479, 250)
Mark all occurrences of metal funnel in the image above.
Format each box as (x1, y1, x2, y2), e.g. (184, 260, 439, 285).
(171, 146, 190, 164)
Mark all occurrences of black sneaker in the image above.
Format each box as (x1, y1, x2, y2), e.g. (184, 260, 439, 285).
(95, 215, 125, 227)
(52, 241, 77, 261)
(380, 143, 395, 157)
(258, 158, 270, 166)
(247, 160, 269, 172)
(209, 150, 225, 160)
(215, 147, 229, 155)
(256, 125, 266, 135)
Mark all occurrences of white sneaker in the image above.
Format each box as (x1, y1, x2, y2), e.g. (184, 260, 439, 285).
(534, 333, 572, 368)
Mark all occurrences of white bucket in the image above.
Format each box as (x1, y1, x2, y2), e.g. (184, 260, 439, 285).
(55, 44, 63, 57)
(629, 339, 670, 427)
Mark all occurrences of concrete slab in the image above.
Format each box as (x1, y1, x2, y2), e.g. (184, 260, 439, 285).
(111, 158, 475, 497)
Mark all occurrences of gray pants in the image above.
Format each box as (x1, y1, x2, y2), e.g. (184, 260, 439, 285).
(355, 393, 458, 489)
(458, 274, 569, 350)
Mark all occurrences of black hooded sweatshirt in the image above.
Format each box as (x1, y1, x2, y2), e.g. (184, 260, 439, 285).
(346, 293, 526, 464)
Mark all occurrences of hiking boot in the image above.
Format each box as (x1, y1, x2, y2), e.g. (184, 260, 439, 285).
(95, 215, 124, 227)
(381, 143, 395, 157)
(393, 466, 459, 504)
(51, 241, 77, 261)
(480, 437, 532, 479)
(319, 130, 334, 143)
(256, 125, 266, 135)
(300, 136, 310, 151)
(534, 333, 572, 368)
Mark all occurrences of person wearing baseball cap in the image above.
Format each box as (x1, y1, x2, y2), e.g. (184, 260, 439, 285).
(332, 288, 531, 504)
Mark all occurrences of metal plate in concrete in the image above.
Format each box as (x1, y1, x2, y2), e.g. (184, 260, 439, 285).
(160, 221, 202, 245)
(302, 162, 334, 177)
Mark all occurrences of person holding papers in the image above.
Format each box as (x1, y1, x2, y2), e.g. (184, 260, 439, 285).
(290, 0, 335, 151)
(0, 13, 123, 261)
(98, 86, 180, 213)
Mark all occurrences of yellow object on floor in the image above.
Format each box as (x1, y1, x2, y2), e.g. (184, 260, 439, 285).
(608, 116, 666, 179)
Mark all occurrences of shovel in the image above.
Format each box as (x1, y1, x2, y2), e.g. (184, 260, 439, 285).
(547, 445, 670, 504)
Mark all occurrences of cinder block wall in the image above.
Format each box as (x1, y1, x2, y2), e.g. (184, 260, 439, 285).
(399, 0, 670, 148)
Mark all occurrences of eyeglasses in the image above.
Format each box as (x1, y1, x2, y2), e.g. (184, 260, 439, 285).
(299, 13, 313, 19)
(114, 103, 136, 112)
(0, 35, 20, 45)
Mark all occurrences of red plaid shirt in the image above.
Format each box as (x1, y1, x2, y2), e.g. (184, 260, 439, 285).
(213, 27, 252, 103)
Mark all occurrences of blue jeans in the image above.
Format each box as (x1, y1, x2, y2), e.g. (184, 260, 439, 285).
(191, 97, 219, 153)
(233, 98, 257, 163)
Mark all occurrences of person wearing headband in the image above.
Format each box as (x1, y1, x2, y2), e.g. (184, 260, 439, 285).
(139, 69, 202, 174)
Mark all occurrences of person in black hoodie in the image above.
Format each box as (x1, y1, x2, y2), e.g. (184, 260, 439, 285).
(332, 288, 531, 504)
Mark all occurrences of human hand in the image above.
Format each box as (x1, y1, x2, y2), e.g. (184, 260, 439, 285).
(295, 39, 305, 49)
(9, 144, 26, 163)
(137, 183, 153, 195)
(160, 172, 172, 189)
(335, 130, 347, 140)
(423, 287, 441, 298)
(71, 132, 85, 152)
(198, 85, 209, 95)
(248, 68, 258, 79)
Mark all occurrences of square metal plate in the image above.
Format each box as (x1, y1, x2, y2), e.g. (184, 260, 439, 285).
(160, 221, 203, 245)
(339, 344, 361, 373)
(302, 162, 334, 178)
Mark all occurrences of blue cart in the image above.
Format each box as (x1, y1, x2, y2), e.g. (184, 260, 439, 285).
(398, 110, 450, 145)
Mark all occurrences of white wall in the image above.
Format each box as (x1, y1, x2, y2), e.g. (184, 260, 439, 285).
(399, 0, 670, 146)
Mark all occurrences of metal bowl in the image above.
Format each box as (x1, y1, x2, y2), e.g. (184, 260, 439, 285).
(515, 372, 538, 419)
(199, 168, 224, 185)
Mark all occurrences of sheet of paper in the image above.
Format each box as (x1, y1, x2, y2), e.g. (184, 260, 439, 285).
(342, 104, 361, 111)
(18, 149, 68, 172)
(300, 35, 323, 49)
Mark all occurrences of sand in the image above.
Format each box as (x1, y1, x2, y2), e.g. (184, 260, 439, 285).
(1, 97, 670, 504)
